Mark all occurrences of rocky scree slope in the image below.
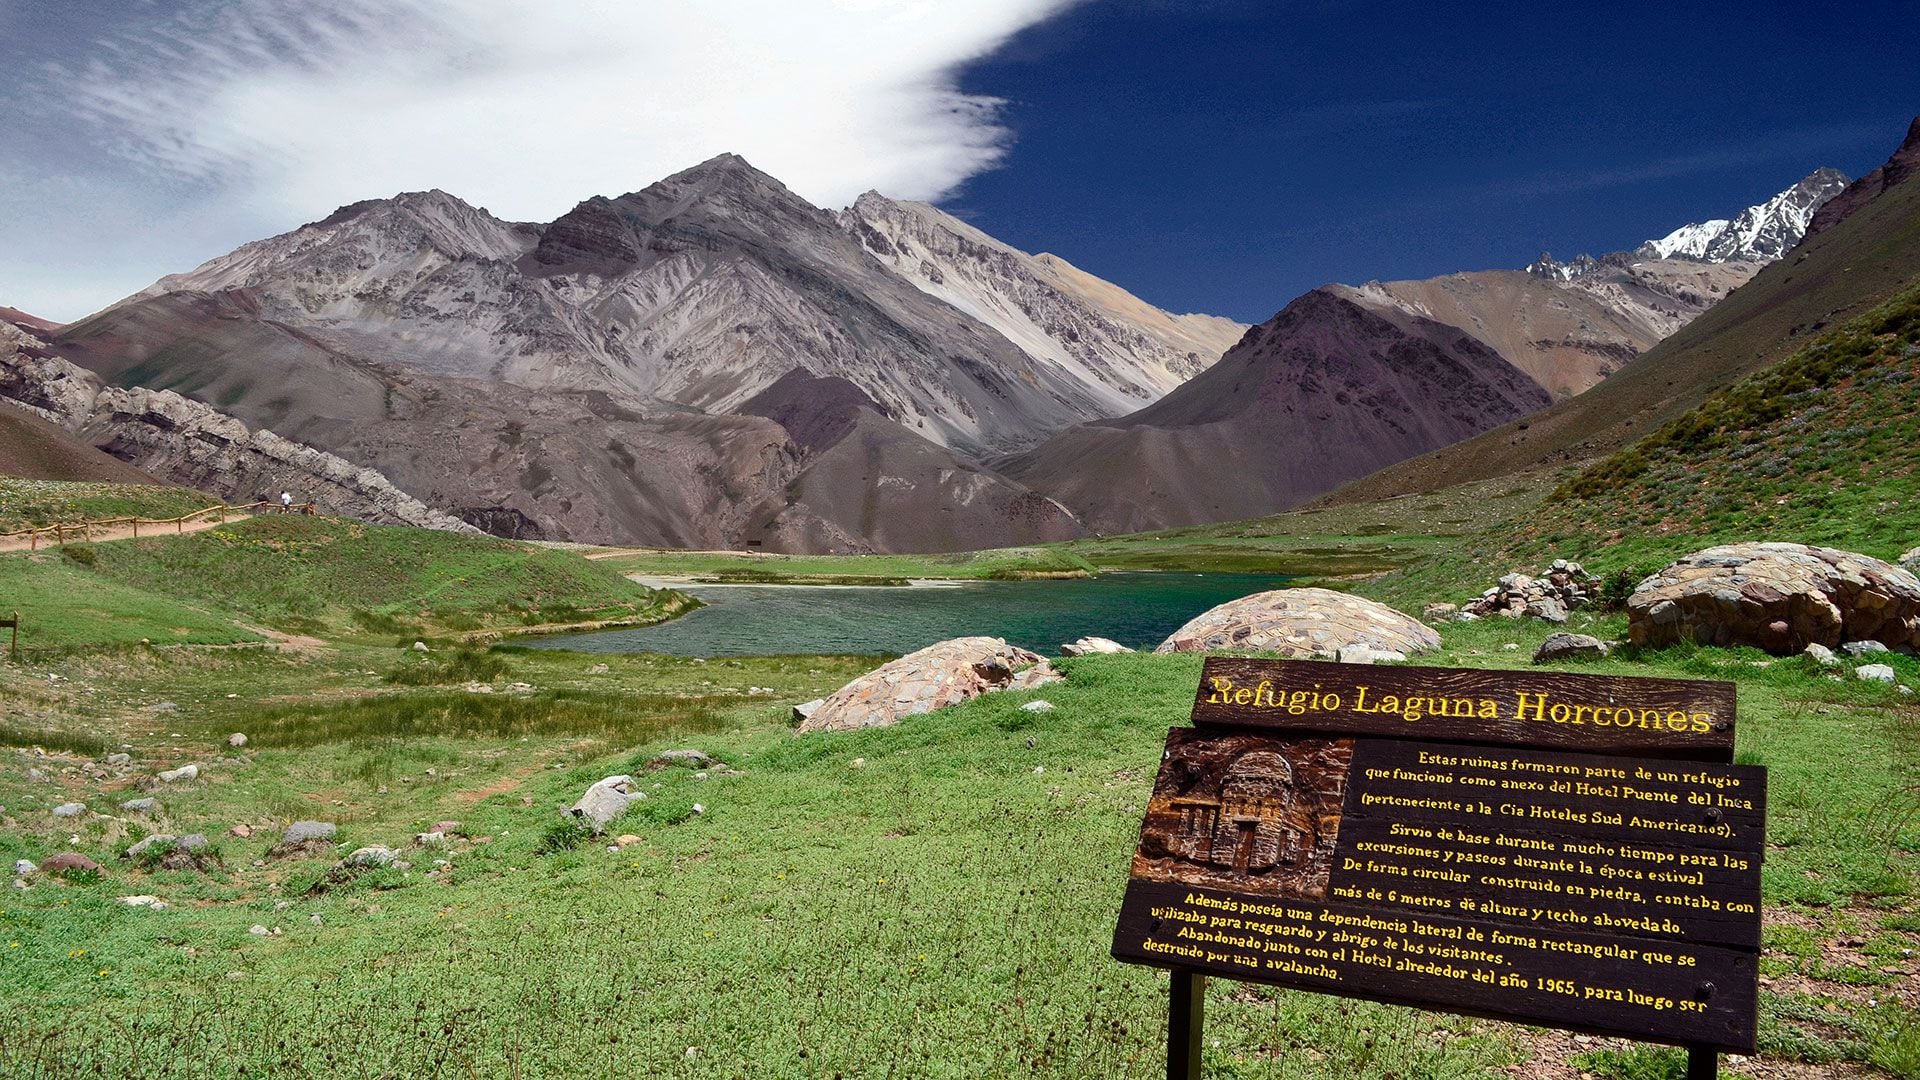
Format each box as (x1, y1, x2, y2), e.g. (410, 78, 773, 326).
(51, 155, 1229, 549)
(0, 321, 476, 530)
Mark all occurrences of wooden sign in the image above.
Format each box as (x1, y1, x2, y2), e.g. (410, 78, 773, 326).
(1191, 658, 1736, 759)
(1113, 659, 1762, 1072)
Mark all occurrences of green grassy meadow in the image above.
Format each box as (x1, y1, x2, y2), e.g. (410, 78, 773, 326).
(7, 324, 1920, 1080)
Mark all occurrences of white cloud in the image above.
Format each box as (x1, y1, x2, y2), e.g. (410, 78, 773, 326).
(6, 0, 1081, 319)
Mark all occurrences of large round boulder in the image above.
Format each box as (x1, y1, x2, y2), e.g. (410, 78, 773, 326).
(1154, 588, 1439, 657)
(1627, 543, 1920, 654)
(796, 637, 1061, 734)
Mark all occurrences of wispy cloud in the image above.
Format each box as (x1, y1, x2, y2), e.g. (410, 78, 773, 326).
(1487, 120, 1889, 200)
(4, 0, 1084, 318)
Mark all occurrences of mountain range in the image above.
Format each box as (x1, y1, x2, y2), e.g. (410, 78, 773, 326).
(1, 138, 1872, 550)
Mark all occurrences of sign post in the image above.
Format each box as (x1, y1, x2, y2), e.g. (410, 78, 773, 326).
(1, 612, 17, 661)
(1113, 658, 1761, 1077)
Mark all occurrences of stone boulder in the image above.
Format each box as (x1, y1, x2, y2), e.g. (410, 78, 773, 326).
(796, 637, 1063, 734)
(1900, 546, 1920, 575)
(1533, 633, 1609, 663)
(40, 853, 103, 878)
(1154, 588, 1439, 658)
(1060, 636, 1133, 657)
(570, 775, 645, 832)
(1627, 543, 1920, 654)
(269, 820, 339, 860)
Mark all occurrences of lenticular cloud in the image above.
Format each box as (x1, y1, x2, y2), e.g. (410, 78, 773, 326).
(58, 0, 1083, 220)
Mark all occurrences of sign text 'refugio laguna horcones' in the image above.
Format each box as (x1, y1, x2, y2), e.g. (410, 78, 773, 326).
(1112, 658, 1763, 1059)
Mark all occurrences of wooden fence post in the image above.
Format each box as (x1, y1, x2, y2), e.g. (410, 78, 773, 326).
(1169, 971, 1205, 1080)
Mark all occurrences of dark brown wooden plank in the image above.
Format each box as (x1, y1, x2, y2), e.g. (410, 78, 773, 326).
(1113, 879, 1757, 1052)
(1191, 658, 1736, 760)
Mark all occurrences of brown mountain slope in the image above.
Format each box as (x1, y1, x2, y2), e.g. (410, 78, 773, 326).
(1000, 289, 1550, 534)
(0, 403, 160, 484)
(1322, 117, 1920, 507)
(737, 370, 1086, 553)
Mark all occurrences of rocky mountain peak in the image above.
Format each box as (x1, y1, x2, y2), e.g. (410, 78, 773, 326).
(1630, 168, 1849, 264)
(1807, 116, 1920, 238)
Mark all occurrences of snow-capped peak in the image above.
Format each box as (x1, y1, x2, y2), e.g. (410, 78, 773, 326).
(1641, 219, 1732, 260)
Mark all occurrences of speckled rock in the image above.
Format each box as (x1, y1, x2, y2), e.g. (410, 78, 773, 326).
(1900, 546, 1920, 575)
(1627, 543, 1920, 655)
(1154, 588, 1439, 658)
(797, 637, 1062, 734)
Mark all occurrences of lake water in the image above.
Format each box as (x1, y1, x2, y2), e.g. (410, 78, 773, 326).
(528, 572, 1290, 657)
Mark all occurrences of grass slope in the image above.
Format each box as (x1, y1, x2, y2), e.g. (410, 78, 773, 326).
(1527, 284, 1920, 572)
(0, 478, 213, 533)
(81, 516, 685, 638)
(0, 516, 692, 654)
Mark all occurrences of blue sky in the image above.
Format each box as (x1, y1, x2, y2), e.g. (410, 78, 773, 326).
(948, 0, 1920, 321)
(1, 0, 1915, 323)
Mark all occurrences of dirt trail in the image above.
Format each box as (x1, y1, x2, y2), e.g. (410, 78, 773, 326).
(0, 513, 252, 552)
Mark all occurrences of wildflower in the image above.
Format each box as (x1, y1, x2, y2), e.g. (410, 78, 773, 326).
(97, 969, 109, 976)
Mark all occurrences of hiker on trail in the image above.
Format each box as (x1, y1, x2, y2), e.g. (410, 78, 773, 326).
(280, 491, 293, 511)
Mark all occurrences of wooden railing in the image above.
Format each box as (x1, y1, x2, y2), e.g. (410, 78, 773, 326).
(0, 500, 311, 550)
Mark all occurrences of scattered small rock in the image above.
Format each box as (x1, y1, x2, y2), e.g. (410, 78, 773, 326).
(791, 698, 824, 724)
(126, 835, 177, 860)
(649, 750, 715, 770)
(106, 753, 132, 767)
(1421, 602, 1459, 621)
(414, 832, 448, 848)
(280, 821, 337, 845)
(248, 925, 270, 936)
(586, 663, 610, 675)
(157, 764, 199, 783)
(569, 776, 645, 833)
(227, 733, 249, 749)
(412, 641, 429, 653)
(51, 802, 86, 818)
(119, 895, 165, 908)
(1803, 643, 1841, 667)
(1059, 636, 1132, 657)
(462, 682, 495, 694)
(153, 701, 179, 713)
(1533, 633, 1609, 663)
(614, 834, 642, 846)
(431, 820, 462, 836)
(343, 846, 396, 868)
(230, 824, 252, 838)
(1463, 561, 1600, 621)
(1857, 664, 1898, 684)
(1842, 640, 1891, 657)
(1020, 700, 1056, 712)
(121, 797, 158, 814)
(1336, 645, 1406, 665)
(13, 859, 36, 877)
